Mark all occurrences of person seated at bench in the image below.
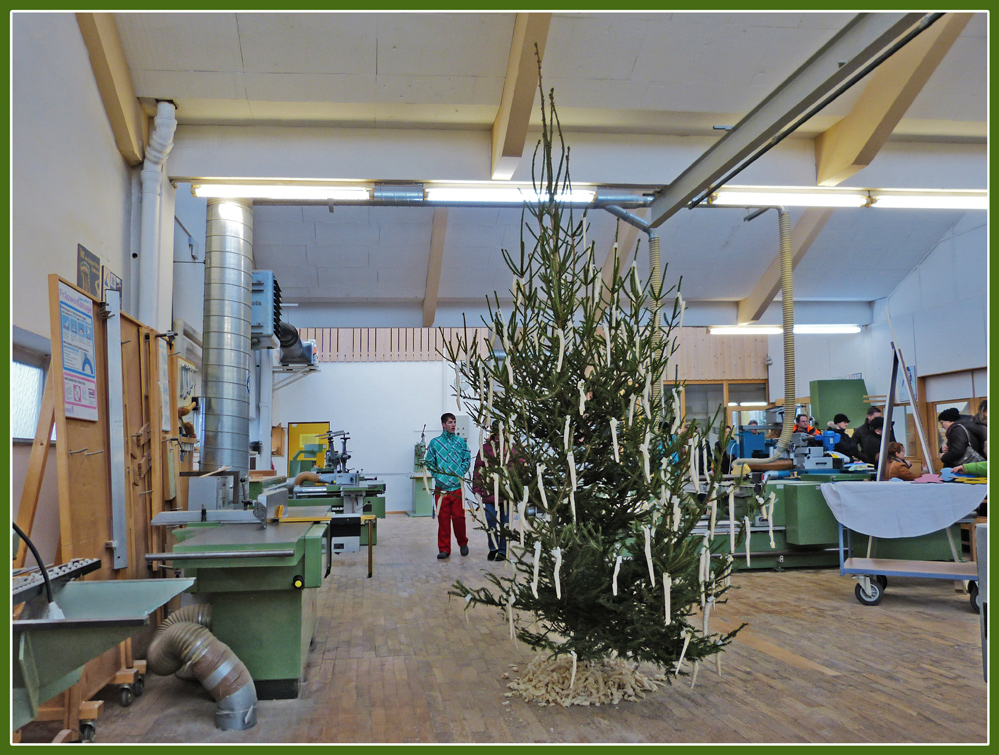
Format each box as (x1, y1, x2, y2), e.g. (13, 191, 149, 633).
(883, 442, 919, 481)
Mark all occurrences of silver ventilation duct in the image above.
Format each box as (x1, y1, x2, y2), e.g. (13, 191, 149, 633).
(201, 199, 253, 478)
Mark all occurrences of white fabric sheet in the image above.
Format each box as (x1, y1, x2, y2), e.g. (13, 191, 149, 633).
(820, 481, 986, 539)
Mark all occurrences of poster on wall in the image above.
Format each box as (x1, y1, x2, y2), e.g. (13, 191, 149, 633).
(76, 244, 101, 297)
(159, 339, 172, 432)
(102, 265, 123, 302)
(58, 281, 99, 421)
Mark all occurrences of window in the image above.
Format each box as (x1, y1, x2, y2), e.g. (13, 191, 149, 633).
(11, 360, 45, 439)
(673, 379, 769, 445)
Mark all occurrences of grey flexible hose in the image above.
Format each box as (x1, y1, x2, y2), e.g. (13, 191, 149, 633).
(648, 232, 663, 405)
(147, 607, 257, 730)
(732, 207, 795, 469)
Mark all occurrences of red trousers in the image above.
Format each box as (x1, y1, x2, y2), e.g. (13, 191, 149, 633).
(436, 488, 468, 554)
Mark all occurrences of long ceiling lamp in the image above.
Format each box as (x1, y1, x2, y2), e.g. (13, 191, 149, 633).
(191, 183, 370, 201)
(709, 185, 986, 210)
(189, 181, 650, 208)
(708, 324, 862, 335)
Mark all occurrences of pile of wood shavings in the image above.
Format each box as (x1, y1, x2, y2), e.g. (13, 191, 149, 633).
(506, 654, 667, 707)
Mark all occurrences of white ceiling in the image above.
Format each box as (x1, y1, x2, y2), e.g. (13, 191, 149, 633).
(113, 11, 988, 324)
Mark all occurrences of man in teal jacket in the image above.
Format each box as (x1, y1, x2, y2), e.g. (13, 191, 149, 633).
(425, 412, 471, 559)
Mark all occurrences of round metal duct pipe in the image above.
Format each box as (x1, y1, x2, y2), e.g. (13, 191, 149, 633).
(201, 199, 253, 477)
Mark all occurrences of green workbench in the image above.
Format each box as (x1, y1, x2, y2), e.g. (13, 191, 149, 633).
(287, 491, 385, 545)
(170, 519, 328, 699)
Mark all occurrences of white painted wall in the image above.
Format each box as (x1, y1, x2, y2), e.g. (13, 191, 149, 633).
(11, 13, 133, 340)
(767, 210, 988, 403)
(172, 183, 209, 335)
(272, 360, 474, 513)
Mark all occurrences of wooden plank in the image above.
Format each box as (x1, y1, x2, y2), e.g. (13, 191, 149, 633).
(48, 275, 74, 562)
(14, 377, 56, 567)
(844, 557, 978, 578)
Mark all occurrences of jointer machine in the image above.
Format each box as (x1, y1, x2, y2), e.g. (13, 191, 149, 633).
(149, 431, 385, 699)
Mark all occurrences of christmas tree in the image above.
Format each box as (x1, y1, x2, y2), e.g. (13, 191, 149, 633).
(444, 74, 752, 706)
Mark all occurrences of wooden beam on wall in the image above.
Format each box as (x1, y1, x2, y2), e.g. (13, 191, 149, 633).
(736, 208, 835, 324)
(815, 13, 972, 186)
(76, 13, 147, 166)
(14, 378, 55, 568)
(491, 13, 552, 180)
(422, 208, 448, 328)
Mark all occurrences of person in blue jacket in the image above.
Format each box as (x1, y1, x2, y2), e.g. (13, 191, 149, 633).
(425, 412, 471, 560)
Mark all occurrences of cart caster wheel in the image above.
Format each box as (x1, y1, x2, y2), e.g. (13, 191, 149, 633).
(133, 675, 144, 697)
(855, 581, 884, 606)
(875, 575, 888, 590)
(969, 582, 980, 614)
(119, 685, 134, 708)
(79, 723, 96, 742)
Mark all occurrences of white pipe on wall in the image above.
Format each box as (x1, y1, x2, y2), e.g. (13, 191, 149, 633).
(138, 101, 177, 329)
(259, 350, 274, 471)
(127, 172, 142, 318)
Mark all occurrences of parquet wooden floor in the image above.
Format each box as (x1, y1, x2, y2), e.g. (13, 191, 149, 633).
(21, 513, 988, 744)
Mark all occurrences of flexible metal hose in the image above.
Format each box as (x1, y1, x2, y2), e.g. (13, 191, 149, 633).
(648, 232, 663, 405)
(293, 471, 322, 487)
(147, 609, 257, 730)
(776, 208, 795, 455)
(732, 207, 795, 469)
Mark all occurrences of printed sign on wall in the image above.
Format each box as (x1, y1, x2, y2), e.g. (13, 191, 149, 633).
(59, 282, 99, 421)
(76, 244, 101, 297)
(102, 265, 123, 302)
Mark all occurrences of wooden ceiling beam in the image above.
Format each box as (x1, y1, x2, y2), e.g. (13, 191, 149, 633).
(76, 13, 147, 166)
(738, 13, 970, 323)
(422, 208, 449, 328)
(647, 13, 926, 227)
(490, 13, 552, 181)
(815, 12, 973, 186)
(736, 208, 835, 325)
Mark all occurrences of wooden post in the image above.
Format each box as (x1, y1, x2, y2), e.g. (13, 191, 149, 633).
(14, 378, 56, 567)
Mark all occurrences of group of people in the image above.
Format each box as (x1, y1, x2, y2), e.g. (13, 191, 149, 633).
(824, 406, 892, 465)
(426, 399, 988, 559)
(823, 400, 988, 480)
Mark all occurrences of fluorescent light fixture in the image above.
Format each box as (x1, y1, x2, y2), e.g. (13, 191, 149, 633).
(426, 187, 596, 204)
(192, 184, 370, 201)
(709, 324, 861, 335)
(708, 326, 783, 335)
(711, 188, 868, 208)
(740, 401, 769, 407)
(793, 324, 862, 334)
(871, 191, 987, 210)
(710, 186, 987, 211)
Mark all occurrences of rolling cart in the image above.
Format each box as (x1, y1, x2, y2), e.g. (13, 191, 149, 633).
(820, 481, 987, 608)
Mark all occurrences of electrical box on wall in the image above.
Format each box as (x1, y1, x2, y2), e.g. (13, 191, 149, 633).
(455, 415, 473, 442)
(251, 270, 282, 349)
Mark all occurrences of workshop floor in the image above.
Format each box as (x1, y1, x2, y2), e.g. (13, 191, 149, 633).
(24, 512, 988, 744)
